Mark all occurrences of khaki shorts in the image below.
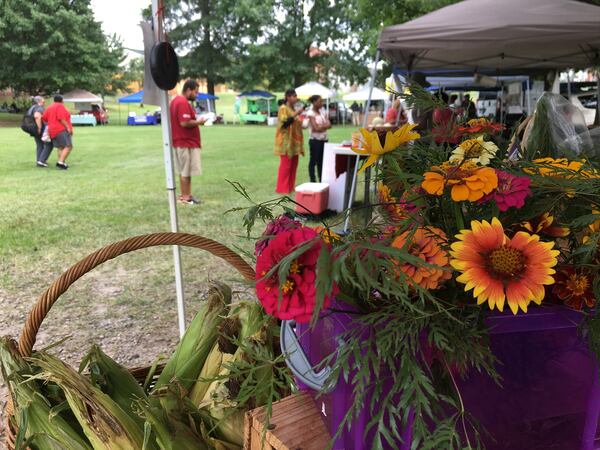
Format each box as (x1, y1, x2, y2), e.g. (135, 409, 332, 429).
(173, 147, 201, 177)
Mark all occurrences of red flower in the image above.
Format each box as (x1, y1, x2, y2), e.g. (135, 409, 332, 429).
(553, 266, 595, 310)
(255, 227, 336, 323)
(255, 215, 301, 256)
(458, 118, 504, 135)
(478, 170, 531, 212)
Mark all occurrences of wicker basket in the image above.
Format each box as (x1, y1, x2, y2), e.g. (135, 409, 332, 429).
(3, 232, 256, 450)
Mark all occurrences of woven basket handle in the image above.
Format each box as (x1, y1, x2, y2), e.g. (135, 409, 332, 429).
(17, 232, 256, 357)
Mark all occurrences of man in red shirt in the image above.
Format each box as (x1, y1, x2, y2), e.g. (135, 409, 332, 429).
(42, 95, 73, 170)
(170, 79, 204, 205)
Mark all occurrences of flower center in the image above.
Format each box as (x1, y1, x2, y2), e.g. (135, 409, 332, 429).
(461, 140, 484, 158)
(290, 260, 301, 274)
(566, 274, 589, 296)
(281, 280, 295, 294)
(488, 246, 525, 277)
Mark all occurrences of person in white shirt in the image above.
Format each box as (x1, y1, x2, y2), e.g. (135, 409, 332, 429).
(306, 95, 332, 182)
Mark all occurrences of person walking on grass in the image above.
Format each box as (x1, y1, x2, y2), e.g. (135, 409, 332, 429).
(306, 94, 331, 183)
(170, 79, 204, 205)
(42, 95, 72, 170)
(28, 96, 53, 167)
(274, 89, 304, 194)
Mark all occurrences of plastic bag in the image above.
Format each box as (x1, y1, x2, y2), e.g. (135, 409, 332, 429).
(525, 92, 594, 159)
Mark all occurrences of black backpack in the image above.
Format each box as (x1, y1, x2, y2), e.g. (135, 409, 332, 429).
(21, 106, 39, 136)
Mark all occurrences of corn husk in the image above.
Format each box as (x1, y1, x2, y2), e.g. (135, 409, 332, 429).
(136, 400, 210, 450)
(80, 345, 148, 430)
(0, 337, 92, 450)
(30, 351, 147, 450)
(188, 342, 235, 407)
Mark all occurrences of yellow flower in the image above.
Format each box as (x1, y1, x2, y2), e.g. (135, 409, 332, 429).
(450, 136, 499, 165)
(313, 226, 340, 244)
(450, 218, 559, 314)
(421, 161, 498, 202)
(528, 158, 599, 179)
(352, 123, 420, 174)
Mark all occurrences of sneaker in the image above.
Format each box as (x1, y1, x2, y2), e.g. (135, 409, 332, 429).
(36, 161, 48, 168)
(56, 162, 68, 170)
(178, 197, 201, 205)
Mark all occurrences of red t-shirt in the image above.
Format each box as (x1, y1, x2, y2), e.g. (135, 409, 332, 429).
(170, 95, 201, 148)
(42, 102, 71, 139)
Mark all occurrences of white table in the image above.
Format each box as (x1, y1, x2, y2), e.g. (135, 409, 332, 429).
(322, 143, 360, 212)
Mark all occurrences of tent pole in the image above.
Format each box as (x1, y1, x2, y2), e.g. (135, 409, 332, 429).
(343, 49, 380, 233)
(152, 0, 186, 338)
(567, 70, 572, 98)
(597, 70, 600, 126)
(526, 77, 532, 116)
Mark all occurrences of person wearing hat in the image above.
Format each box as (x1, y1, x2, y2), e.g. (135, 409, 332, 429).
(42, 95, 73, 170)
(28, 96, 52, 167)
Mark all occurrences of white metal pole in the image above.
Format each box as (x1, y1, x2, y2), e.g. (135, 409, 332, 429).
(152, 0, 186, 338)
(597, 71, 600, 126)
(526, 77, 532, 115)
(343, 49, 380, 233)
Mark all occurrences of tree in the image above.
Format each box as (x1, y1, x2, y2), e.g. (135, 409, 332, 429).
(230, 0, 369, 91)
(0, 0, 124, 95)
(153, 0, 272, 95)
(108, 57, 145, 94)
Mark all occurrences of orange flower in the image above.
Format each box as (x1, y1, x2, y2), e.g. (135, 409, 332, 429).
(519, 212, 570, 238)
(422, 161, 498, 202)
(450, 218, 559, 314)
(377, 183, 411, 222)
(391, 227, 451, 290)
(527, 158, 600, 179)
(313, 226, 340, 244)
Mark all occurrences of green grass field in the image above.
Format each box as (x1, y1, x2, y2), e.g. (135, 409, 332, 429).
(0, 123, 363, 362)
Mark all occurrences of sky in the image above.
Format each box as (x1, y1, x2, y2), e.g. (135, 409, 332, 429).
(91, 0, 151, 58)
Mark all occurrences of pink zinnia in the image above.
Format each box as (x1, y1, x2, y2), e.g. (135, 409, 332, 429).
(255, 215, 301, 256)
(480, 170, 531, 212)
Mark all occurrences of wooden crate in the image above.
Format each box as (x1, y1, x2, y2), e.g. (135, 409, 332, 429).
(244, 392, 332, 450)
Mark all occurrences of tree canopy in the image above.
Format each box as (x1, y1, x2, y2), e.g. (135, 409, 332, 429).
(0, 0, 124, 95)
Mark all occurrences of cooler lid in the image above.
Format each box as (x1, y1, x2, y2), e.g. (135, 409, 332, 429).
(295, 182, 329, 193)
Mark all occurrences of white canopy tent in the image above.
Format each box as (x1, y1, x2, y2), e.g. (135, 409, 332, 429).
(343, 0, 600, 232)
(343, 86, 388, 102)
(295, 81, 335, 99)
(61, 89, 103, 103)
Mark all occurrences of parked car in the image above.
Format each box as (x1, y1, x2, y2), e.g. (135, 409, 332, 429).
(78, 103, 109, 125)
(569, 91, 598, 127)
(328, 101, 352, 124)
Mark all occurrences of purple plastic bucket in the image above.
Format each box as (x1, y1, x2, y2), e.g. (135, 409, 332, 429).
(286, 305, 600, 450)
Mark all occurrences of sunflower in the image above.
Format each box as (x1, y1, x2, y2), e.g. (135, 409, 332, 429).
(422, 160, 498, 202)
(450, 218, 559, 314)
(391, 227, 451, 290)
(352, 123, 420, 174)
(449, 136, 499, 165)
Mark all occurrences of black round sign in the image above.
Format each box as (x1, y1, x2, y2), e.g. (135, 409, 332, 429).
(150, 42, 180, 91)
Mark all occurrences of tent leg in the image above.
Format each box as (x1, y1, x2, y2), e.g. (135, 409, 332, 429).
(343, 49, 380, 233)
(153, 0, 186, 338)
(526, 78, 532, 115)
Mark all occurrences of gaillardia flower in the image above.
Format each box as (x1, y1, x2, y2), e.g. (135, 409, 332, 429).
(450, 218, 559, 314)
(422, 160, 498, 202)
(519, 212, 570, 238)
(553, 266, 595, 310)
(352, 123, 420, 174)
(450, 136, 499, 165)
(478, 170, 531, 212)
(391, 227, 451, 289)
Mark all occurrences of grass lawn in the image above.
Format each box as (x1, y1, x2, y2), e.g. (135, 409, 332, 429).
(0, 122, 362, 376)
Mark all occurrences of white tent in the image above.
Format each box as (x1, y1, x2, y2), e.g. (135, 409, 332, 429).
(343, 86, 388, 102)
(295, 81, 335, 99)
(61, 89, 103, 103)
(378, 0, 600, 72)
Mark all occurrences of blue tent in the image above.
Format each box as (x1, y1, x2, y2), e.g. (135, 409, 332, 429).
(239, 90, 274, 98)
(196, 92, 219, 100)
(118, 91, 144, 103)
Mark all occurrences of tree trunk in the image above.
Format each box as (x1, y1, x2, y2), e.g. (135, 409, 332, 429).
(200, 0, 215, 95)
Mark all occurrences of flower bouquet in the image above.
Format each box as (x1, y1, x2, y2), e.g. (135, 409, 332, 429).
(233, 87, 600, 449)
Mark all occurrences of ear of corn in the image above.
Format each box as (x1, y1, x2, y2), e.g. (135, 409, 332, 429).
(188, 342, 234, 407)
(152, 282, 231, 418)
(154, 282, 231, 391)
(80, 344, 148, 430)
(0, 337, 92, 450)
(136, 400, 210, 450)
(30, 351, 148, 450)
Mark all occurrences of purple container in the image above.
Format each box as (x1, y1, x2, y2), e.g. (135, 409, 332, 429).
(282, 305, 600, 450)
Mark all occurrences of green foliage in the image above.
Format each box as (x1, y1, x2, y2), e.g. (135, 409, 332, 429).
(0, 0, 125, 95)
